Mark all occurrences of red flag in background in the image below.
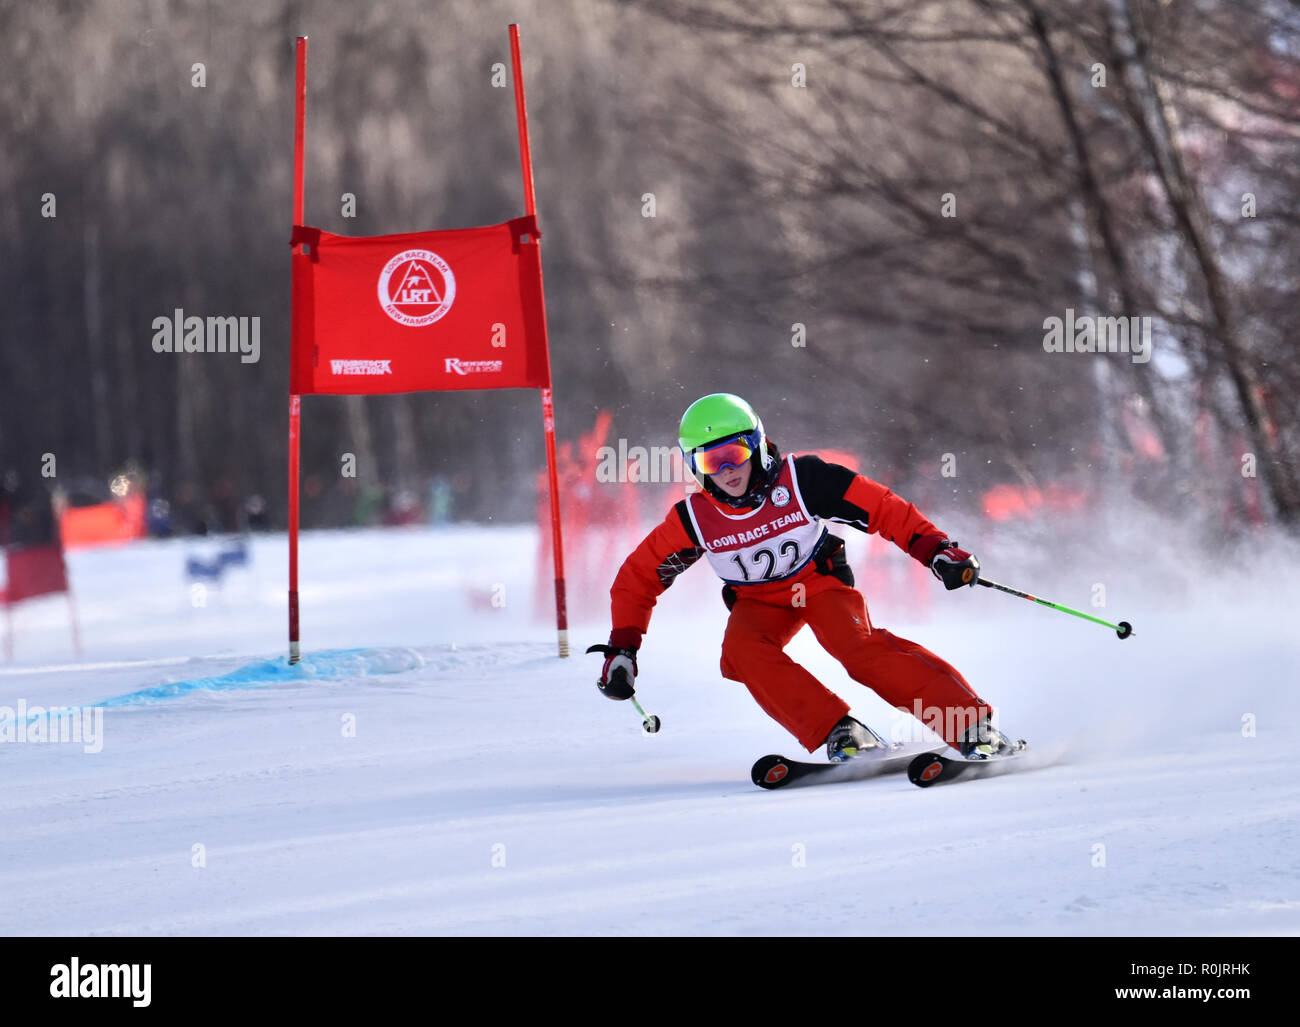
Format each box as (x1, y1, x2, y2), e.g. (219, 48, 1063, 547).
(290, 216, 550, 395)
(1, 494, 68, 604)
(2, 490, 80, 660)
(3, 544, 68, 604)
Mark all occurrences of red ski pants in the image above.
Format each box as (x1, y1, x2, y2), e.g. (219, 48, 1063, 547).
(719, 578, 991, 753)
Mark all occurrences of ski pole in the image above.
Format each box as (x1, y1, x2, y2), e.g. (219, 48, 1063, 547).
(977, 577, 1134, 639)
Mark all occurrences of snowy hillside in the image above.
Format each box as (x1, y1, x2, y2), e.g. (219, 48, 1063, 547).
(1, 525, 1297, 935)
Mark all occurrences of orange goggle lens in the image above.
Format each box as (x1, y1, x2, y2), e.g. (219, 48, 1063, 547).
(691, 436, 756, 475)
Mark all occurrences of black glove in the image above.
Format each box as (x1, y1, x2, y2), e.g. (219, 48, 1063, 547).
(585, 644, 637, 700)
(812, 534, 854, 586)
(929, 540, 980, 590)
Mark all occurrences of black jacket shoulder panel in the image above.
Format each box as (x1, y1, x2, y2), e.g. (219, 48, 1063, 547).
(793, 454, 857, 517)
(673, 499, 701, 546)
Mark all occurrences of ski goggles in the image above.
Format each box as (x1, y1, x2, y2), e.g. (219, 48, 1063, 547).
(689, 431, 760, 475)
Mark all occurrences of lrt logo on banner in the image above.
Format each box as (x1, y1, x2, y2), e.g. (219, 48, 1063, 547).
(377, 249, 456, 327)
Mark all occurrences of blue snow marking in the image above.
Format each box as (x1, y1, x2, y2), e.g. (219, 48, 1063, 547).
(100, 647, 425, 707)
(9, 647, 426, 722)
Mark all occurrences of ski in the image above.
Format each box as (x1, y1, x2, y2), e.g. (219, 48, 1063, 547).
(751, 743, 933, 789)
(906, 741, 1031, 788)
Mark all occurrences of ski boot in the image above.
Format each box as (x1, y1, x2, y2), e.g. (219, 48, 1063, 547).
(958, 716, 1016, 760)
(824, 716, 884, 763)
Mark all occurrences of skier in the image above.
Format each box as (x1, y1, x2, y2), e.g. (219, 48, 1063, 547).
(588, 393, 1014, 763)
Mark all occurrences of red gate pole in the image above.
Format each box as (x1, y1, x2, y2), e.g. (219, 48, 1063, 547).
(288, 36, 307, 664)
(509, 24, 568, 658)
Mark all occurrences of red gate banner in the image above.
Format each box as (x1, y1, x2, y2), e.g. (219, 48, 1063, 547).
(290, 216, 550, 396)
(286, 26, 568, 663)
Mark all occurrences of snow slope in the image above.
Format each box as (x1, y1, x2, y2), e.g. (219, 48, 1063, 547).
(1, 525, 1297, 935)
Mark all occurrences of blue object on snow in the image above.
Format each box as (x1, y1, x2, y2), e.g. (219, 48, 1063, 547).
(6, 648, 427, 724)
(185, 535, 251, 580)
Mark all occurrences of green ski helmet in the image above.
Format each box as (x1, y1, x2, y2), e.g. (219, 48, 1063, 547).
(678, 393, 778, 506)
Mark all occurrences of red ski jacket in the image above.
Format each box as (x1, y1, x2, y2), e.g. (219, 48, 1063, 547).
(607, 450, 949, 649)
